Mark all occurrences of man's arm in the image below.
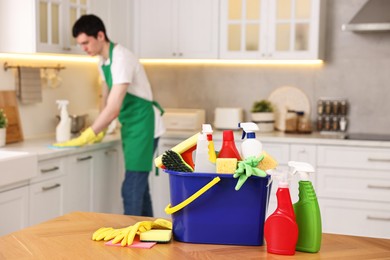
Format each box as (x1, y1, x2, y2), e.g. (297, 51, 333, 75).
(91, 83, 129, 134)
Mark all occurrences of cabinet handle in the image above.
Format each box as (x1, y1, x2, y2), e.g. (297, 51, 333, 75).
(178, 53, 183, 56)
(42, 183, 61, 191)
(63, 47, 71, 51)
(105, 149, 117, 155)
(367, 216, 390, 222)
(77, 155, 93, 161)
(40, 166, 60, 173)
(367, 157, 390, 162)
(172, 52, 176, 56)
(367, 184, 390, 190)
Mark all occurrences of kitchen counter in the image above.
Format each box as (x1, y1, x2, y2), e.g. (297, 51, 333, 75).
(0, 132, 122, 161)
(162, 130, 390, 148)
(0, 211, 389, 259)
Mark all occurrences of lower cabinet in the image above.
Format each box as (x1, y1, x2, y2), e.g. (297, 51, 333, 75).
(64, 152, 94, 213)
(92, 146, 124, 214)
(29, 176, 65, 226)
(0, 186, 29, 236)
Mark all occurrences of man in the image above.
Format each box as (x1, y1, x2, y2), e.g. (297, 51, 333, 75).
(54, 14, 165, 217)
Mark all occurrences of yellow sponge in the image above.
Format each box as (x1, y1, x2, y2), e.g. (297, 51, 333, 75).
(257, 151, 278, 171)
(216, 158, 237, 174)
(140, 229, 172, 243)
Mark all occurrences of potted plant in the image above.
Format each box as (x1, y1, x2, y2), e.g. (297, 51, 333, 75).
(0, 109, 8, 147)
(251, 100, 275, 132)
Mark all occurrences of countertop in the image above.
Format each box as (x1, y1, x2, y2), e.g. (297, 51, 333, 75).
(162, 130, 390, 148)
(0, 211, 389, 259)
(0, 132, 122, 161)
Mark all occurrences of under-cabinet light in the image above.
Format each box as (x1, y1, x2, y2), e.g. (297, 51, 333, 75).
(0, 53, 98, 63)
(140, 59, 324, 66)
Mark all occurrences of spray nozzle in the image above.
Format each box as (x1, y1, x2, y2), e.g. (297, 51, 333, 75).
(266, 168, 292, 188)
(56, 100, 69, 110)
(288, 161, 315, 181)
(238, 122, 259, 139)
(202, 124, 213, 141)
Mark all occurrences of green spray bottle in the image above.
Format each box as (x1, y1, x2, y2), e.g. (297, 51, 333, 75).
(289, 161, 322, 253)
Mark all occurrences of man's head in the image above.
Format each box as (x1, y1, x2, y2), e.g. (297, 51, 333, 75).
(72, 14, 109, 56)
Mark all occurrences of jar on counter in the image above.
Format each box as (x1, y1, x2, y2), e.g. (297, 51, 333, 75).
(317, 100, 324, 115)
(332, 116, 339, 131)
(297, 112, 312, 133)
(340, 100, 348, 115)
(339, 117, 348, 132)
(324, 116, 331, 131)
(324, 101, 332, 115)
(332, 101, 339, 115)
(317, 116, 323, 131)
(285, 110, 298, 133)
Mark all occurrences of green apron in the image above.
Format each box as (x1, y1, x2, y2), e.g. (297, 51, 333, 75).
(101, 42, 163, 172)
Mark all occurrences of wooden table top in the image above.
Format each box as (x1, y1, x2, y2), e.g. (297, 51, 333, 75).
(0, 211, 389, 259)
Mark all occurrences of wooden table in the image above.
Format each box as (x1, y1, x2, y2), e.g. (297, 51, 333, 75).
(0, 212, 389, 259)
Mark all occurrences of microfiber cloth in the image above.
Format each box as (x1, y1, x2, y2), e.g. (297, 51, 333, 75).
(47, 145, 79, 149)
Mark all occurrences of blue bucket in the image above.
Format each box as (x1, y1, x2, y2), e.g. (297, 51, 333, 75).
(164, 170, 271, 246)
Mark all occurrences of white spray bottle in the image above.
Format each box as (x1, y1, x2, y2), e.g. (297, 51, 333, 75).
(194, 124, 216, 173)
(239, 122, 263, 159)
(56, 100, 71, 142)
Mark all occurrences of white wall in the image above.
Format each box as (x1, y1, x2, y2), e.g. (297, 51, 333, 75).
(0, 58, 100, 139)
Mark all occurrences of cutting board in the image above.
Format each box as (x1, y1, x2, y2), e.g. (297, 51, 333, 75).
(0, 91, 24, 143)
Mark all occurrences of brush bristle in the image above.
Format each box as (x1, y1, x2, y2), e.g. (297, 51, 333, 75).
(162, 150, 194, 172)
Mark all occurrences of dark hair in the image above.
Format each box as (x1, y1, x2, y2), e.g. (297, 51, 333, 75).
(72, 14, 110, 42)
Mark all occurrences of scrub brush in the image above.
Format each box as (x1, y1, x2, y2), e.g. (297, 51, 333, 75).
(162, 150, 194, 172)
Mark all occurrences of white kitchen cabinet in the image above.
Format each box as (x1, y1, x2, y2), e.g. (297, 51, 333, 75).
(29, 157, 66, 226)
(64, 151, 94, 213)
(134, 0, 219, 59)
(89, 0, 134, 51)
(220, 0, 325, 59)
(92, 145, 124, 214)
(0, 186, 29, 236)
(317, 145, 390, 239)
(0, 0, 89, 54)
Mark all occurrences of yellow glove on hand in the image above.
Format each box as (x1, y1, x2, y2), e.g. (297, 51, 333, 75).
(53, 127, 96, 147)
(88, 128, 107, 144)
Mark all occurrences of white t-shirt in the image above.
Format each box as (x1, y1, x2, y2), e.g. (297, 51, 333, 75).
(98, 44, 165, 138)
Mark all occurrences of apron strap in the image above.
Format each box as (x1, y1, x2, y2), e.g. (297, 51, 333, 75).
(152, 101, 164, 116)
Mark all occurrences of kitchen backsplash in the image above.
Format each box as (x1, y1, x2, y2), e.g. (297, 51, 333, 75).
(0, 0, 389, 138)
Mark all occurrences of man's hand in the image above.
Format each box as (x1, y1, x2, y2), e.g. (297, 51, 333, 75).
(53, 127, 96, 147)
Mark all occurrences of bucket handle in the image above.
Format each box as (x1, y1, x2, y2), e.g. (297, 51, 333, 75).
(165, 176, 221, 215)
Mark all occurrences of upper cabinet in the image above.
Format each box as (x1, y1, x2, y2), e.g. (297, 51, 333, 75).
(220, 0, 325, 60)
(133, 0, 219, 59)
(0, 0, 89, 54)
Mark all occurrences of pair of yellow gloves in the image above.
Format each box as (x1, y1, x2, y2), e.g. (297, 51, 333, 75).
(53, 127, 106, 147)
(92, 219, 172, 246)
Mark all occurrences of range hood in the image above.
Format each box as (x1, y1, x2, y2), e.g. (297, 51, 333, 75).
(342, 0, 390, 32)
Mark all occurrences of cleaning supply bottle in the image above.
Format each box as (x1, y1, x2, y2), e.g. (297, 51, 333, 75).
(56, 100, 71, 142)
(239, 122, 262, 159)
(203, 124, 217, 164)
(194, 124, 216, 173)
(264, 169, 298, 255)
(217, 130, 241, 161)
(289, 161, 322, 253)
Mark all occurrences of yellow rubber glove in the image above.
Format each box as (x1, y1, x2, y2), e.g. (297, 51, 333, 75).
(53, 127, 96, 147)
(88, 128, 107, 144)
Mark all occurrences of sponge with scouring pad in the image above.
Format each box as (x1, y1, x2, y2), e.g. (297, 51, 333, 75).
(257, 151, 278, 171)
(140, 229, 172, 243)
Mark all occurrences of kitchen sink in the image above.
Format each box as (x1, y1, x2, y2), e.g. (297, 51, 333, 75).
(0, 150, 38, 187)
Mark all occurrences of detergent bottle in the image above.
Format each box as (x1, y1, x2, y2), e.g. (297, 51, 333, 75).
(264, 169, 298, 255)
(239, 122, 262, 159)
(289, 161, 322, 253)
(194, 124, 216, 173)
(217, 130, 241, 160)
(56, 100, 71, 142)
